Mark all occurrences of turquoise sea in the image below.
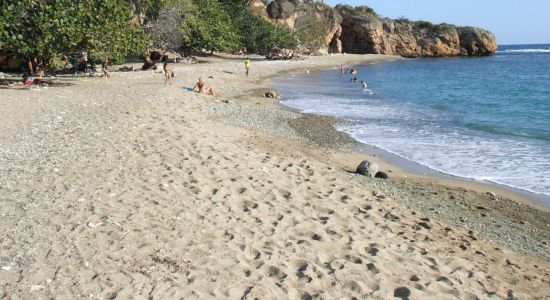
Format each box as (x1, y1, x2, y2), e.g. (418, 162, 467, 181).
(274, 44, 550, 203)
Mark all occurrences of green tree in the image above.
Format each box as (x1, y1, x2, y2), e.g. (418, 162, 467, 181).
(295, 17, 329, 54)
(254, 21, 297, 58)
(0, 0, 148, 72)
(222, 0, 297, 58)
(124, 0, 170, 26)
(146, 0, 297, 58)
(179, 0, 239, 53)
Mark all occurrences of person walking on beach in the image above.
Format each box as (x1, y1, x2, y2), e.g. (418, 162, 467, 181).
(102, 58, 111, 78)
(244, 58, 251, 78)
(163, 61, 173, 85)
(81, 51, 89, 76)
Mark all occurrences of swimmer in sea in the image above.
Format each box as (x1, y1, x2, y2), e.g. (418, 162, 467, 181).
(361, 81, 368, 88)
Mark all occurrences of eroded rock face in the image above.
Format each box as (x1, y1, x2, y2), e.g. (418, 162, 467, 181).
(251, 0, 497, 57)
(458, 27, 498, 56)
(336, 5, 496, 57)
(253, 0, 342, 54)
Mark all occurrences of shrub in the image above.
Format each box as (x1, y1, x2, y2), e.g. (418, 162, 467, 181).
(416, 20, 434, 29)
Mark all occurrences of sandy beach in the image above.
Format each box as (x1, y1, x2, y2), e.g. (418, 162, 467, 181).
(1, 54, 549, 299)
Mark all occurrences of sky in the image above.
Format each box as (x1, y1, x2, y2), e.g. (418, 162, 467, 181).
(324, 0, 550, 45)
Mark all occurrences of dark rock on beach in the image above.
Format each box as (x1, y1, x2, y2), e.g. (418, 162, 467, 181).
(356, 160, 379, 177)
(375, 171, 389, 179)
(264, 90, 278, 98)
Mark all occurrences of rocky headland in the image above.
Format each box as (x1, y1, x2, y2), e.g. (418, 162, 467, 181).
(252, 0, 497, 57)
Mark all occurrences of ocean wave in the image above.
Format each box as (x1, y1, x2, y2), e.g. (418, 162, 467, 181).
(466, 123, 550, 141)
(497, 48, 550, 53)
(340, 123, 550, 197)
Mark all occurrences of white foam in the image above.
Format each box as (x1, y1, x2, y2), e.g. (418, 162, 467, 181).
(282, 95, 419, 121)
(341, 123, 550, 197)
(497, 48, 550, 53)
(278, 79, 550, 199)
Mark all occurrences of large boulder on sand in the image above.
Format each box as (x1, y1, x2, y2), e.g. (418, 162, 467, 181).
(375, 171, 389, 179)
(356, 160, 379, 177)
(264, 90, 278, 98)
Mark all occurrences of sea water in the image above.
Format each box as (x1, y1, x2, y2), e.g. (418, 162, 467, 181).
(274, 44, 550, 203)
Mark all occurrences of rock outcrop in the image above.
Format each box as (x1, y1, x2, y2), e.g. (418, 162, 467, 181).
(336, 5, 497, 57)
(250, 0, 497, 57)
(253, 0, 342, 54)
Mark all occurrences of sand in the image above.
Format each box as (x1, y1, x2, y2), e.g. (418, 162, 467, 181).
(0, 54, 549, 299)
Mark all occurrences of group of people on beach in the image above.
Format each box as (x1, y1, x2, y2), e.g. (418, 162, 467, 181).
(11, 55, 255, 97)
(161, 59, 218, 96)
(340, 65, 368, 89)
(162, 57, 253, 97)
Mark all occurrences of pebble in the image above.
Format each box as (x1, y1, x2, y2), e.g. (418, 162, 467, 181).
(486, 191, 497, 200)
(1, 266, 11, 271)
(30, 285, 45, 292)
(88, 221, 102, 228)
(87, 215, 103, 228)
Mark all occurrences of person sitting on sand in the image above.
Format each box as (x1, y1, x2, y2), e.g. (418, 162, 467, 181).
(163, 61, 173, 85)
(102, 58, 111, 78)
(22, 74, 53, 86)
(192, 77, 217, 96)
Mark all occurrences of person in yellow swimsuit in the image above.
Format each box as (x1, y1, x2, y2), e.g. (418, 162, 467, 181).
(244, 58, 251, 78)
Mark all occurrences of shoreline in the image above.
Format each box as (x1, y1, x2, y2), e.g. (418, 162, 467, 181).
(1, 53, 549, 298)
(219, 56, 550, 258)
(233, 56, 550, 257)
(267, 62, 550, 211)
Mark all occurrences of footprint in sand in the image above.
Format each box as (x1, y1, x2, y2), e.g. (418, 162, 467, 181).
(366, 244, 380, 257)
(394, 287, 411, 299)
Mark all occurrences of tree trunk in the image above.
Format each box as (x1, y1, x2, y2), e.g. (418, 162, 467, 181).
(26, 57, 35, 74)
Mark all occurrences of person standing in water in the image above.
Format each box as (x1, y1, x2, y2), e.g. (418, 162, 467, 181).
(244, 58, 251, 78)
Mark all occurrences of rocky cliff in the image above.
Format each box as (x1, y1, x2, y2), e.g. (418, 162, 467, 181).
(252, 0, 342, 54)
(336, 5, 497, 57)
(251, 0, 497, 57)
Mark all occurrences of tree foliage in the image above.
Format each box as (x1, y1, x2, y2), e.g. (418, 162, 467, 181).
(0, 0, 148, 71)
(148, 0, 297, 58)
(123, 0, 168, 26)
(228, 1, 296, 57)
(295, 17, 329, 54)
(178, 0, 240, 53)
